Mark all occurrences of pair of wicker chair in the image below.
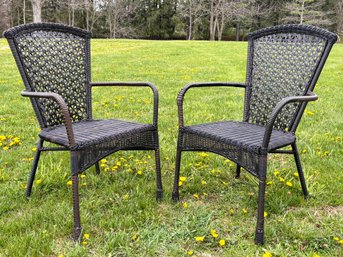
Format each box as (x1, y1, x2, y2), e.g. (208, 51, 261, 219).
(3, 23, 337, 244)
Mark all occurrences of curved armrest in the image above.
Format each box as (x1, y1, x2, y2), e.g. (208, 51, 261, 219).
(21, 90, 75, 147)
(177, 82, 246, 127)
(90, 82, 159, 126)
(262, 92, 318, 149)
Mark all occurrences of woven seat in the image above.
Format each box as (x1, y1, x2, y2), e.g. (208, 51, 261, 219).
(3, 22, 163, 241)
(172, 24, 337, 244)
(182, 121, 296, 154)
(40, 119, 155, 149)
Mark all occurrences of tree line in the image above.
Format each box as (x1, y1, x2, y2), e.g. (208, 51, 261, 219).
(1, 0, 342, 40)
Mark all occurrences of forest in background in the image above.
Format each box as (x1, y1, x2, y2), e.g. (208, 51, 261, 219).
(1, 0, 342, 40)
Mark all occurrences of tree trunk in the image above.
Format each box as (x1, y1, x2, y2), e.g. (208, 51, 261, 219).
(235, 23, 240, 41)
(23, 0, 26, 24)
(84, 0, 89, 30)
(210, 0, 215, 41)
(0, 0, 11, 31)
(300, 0, 305, 24)
(188, 2, 192, 40)
(31, 0, 42, 22)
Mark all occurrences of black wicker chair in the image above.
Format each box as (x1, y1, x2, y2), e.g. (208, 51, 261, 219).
(3, 23, 163, 240)
(172, 24, 337, 244)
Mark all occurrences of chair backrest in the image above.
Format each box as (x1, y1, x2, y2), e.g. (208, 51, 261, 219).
(3, 23, 92, 128)
(244, 24, 337, 132)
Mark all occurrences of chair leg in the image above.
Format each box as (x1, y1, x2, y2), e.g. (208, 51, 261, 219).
(155, 148, 163, 200)
(235, 164, 241, 178)
(292, 143, 309, 198)
(72, 174, 82, 241)
(172, 149, 182, 201)
(26, 139, 43, 198)
(254, 156, 267, 245)
(95, 162, 100, 175)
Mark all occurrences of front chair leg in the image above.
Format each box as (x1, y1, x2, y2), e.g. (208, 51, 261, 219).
(155, 148, 163, 200)
(26, 139, 43, 198)
(172, 149, 182, 201)
(255, 176, 266, 245)
(72, 174, 82, 241)
(235, 164, 241, 178)
(291, 143, 309, 198)
(95, 162, 100, 175)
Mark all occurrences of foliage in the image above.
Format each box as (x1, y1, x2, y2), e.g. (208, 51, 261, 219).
(0, 38, 342, 256)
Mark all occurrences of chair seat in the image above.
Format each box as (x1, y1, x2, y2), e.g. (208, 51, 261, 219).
(40, 119, 156, 149)
(182, 121, 296, 154)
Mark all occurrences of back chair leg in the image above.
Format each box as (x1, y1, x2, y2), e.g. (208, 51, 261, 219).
(72, 174, 82, 241)
(172, 149, 182, 201)
(292, 143, 309, 198)
(235, 164, 241, 178)
(155, 148, 163, 200)
(254, 156, 267, 245)
(95, 162, 100, 175)
(26, 139, 43, 198)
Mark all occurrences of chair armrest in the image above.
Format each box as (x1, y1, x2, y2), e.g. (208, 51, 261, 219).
(90, 82, 159, 126)
(21, 90, 75, 147)
(262, 92, 318, 149)
(177, 82, 247, 127)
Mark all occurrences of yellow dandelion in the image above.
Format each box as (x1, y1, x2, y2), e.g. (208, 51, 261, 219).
(67, 180, 72, 186)
(3, 146, 9, 151)
(35, 179, 42, 185)
(180, 176, 187, 182)
(183, 202, 188, 208)
(83, 233, 90, 239)
(80, 174, 86, 179)
(195, 236, 205, 242)
(267, 181, 273, 185)
(338, 239, 343, 245)
(305, 110, 314, 115)
(293, 172, 299, 178)
(201, 180, 207, 185)
(262, 252, 272, 257)
(219, 239, 226, 246)
(286, 181, 293, 187)
(279, 177, 285, 182)
(210, 229, 219, 238)
(81, 241, 88, 245)
(116, 161, 121, 166)
(32, 147, 37, 152)
(242, 208, 248, 214)
(137, 170, 143, 175)
(178, 181, 183, 187)
(131, 233, 138, 241)
(104, 167, 110, 172)
(123, 194, 129, 200)
(100, 159, 107, 164)
(58, 255, 64, 257)
(203, 193, 208, 196)
(313, 254, 320, 257)
(333, 236, 339, 241)
(193, 194, 199, 199)
(274, 170, 280, 176)
(229, 209, 235, 215)
(264, 211, 268, 218)
(302, 149, 307, 154)
(187, 250, 194, 256)
(199, 152, 209, 158)
(147, 155, 152, 159)
(82, 182, 87, 186)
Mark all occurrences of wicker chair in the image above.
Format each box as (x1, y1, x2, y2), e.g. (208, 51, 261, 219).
(3, 23, 163, 240)
(172, 24, 337, 244)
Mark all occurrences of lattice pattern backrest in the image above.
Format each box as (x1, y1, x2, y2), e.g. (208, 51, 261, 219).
(11, 26, 90, 128)
(246, 29, 326, 131)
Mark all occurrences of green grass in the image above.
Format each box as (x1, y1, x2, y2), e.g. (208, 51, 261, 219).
(0, 38, 342, 257)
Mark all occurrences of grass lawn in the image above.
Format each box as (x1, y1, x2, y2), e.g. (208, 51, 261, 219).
(0, 38, 342, 257)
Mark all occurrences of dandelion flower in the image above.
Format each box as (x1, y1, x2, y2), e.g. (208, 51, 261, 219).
(123, 194, 129, 200)
(279, 177, 285, 182)
(274, 170, 280, 176)
(100, 159, 107, 164)
(81, 241, 88, 245)
(178, 181, 183, 187)
(219, 239, 226, 246)
(338, 239, 343, 245)
(333, 236, 339, 241)
(183, 202, 188, 208)
(187, 250, 194, 256)
(201, 180, 207, 185)
(67, 180, 72, 186)
(32, 147, 37, 152)
(264, 211, 268, 218)
(242, 208, 248, 214)
(210, 229, 219, 238)
(262, 252, 272, 257)
(180, 176, 187, 182)
(267, 181, 273, 185)
(132, 233, 138, 241)
(35, 179, 42, 185)
(195, 236, 205, 242)
(293, 172, 299, 178)
(137, 170, 143, 175)
(80, 174, 86, 179)
(229, 209, 235, 215)
(286, 181, 293, 187)
(313, 254, 320, 257)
